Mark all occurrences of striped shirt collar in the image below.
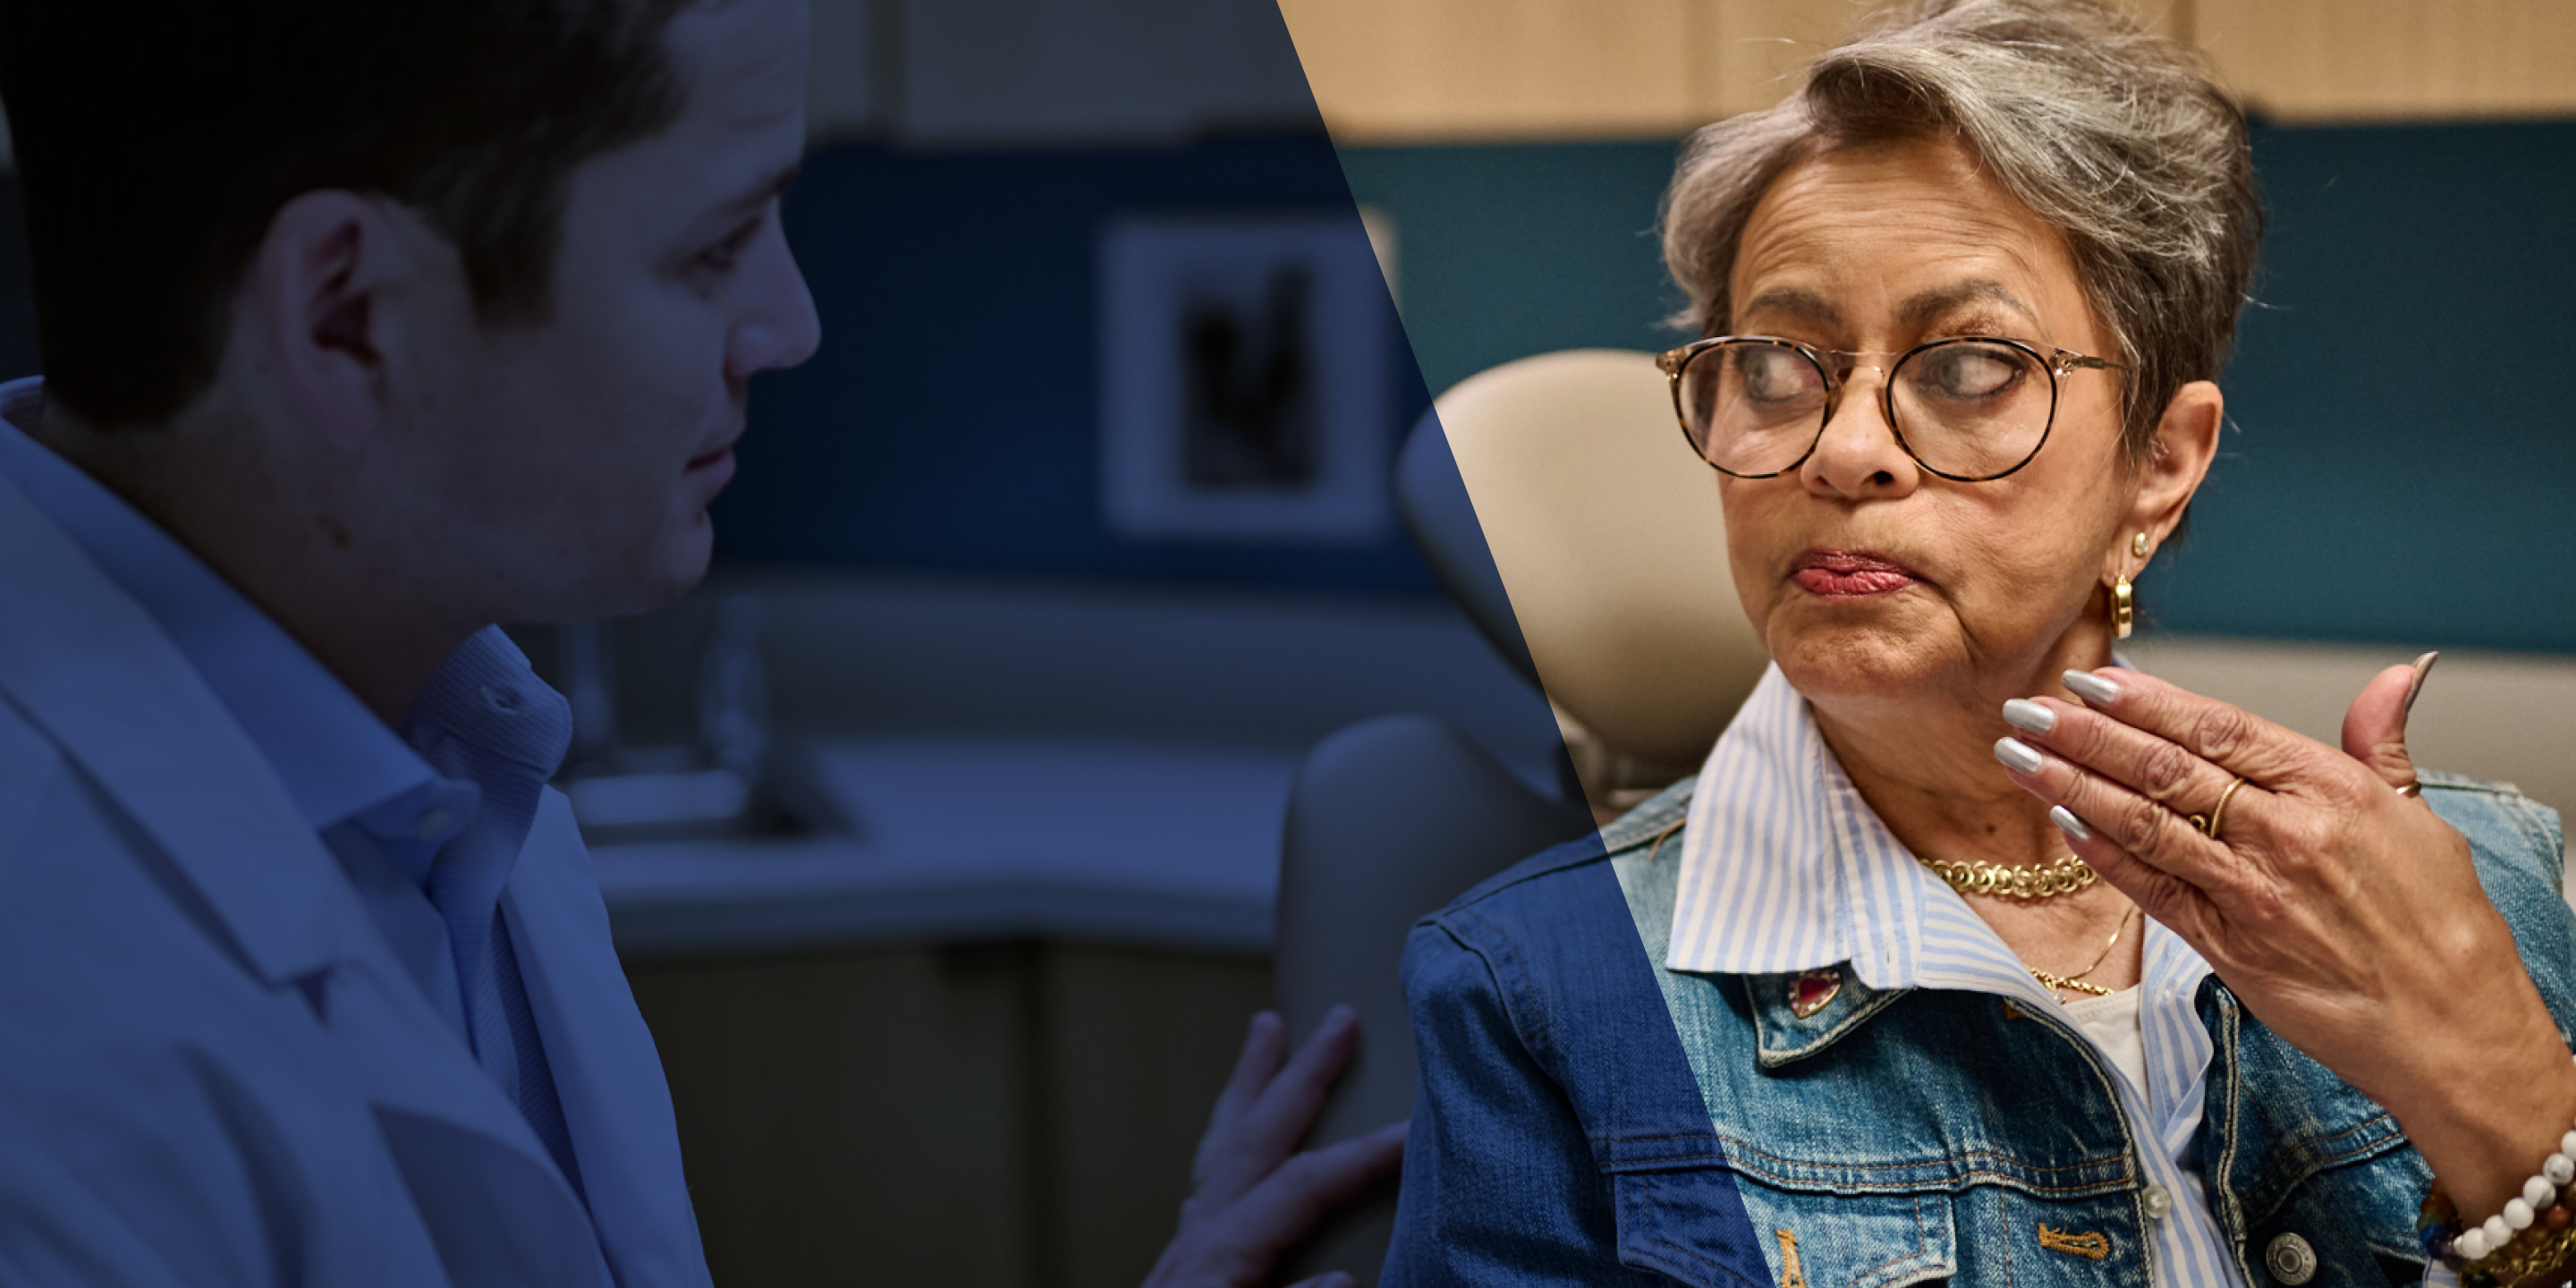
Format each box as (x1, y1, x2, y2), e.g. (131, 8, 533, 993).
(1666, 664, 2213, 993)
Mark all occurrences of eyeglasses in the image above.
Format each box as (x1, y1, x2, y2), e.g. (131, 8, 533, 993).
(1655, 335, 2127, 482)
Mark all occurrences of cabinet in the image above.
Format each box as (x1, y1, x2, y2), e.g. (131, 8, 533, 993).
(628, 942, 1272, 1288)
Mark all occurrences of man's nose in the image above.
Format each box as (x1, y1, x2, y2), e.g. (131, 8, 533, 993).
(732, 228, 822, 378)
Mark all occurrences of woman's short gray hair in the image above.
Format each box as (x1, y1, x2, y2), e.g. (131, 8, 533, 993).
(1660, 0, 2261, 461)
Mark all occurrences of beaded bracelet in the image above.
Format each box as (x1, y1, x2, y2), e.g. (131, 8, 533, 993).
(2418, 1105, 2576, 1288)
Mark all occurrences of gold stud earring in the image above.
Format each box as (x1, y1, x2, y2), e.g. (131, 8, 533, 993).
(2131, 531, 2150, 558)
(2111, 575, 2135, 640)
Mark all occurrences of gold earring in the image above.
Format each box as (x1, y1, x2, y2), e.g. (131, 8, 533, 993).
(2111, 575, 2135, 640)
(2131, 531, 2150, 557)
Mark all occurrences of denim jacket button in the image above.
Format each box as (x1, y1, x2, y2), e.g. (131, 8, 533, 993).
(2265, 1232, 2318, 1285)
(2140, 1184, 2172, 1220)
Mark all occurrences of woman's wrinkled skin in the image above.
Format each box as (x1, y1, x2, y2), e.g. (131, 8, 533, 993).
(1716, 134, 2218, 993)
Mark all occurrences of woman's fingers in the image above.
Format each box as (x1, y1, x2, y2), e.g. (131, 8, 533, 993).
(2045, 810, 2225, 949)
(1998, 737, 2234, 925)
(2338, 656, 2432, 791)
(2052, 667, 2334, 794)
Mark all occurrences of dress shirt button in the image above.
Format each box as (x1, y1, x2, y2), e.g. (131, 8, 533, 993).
(2140, 1184, 2173, 1220)
(480, 684, 522, 714)
(416, 808, 452, 841)
(2265, 1232, 2317, 1285)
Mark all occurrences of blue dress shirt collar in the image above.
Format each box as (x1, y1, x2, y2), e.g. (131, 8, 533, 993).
(0, 377, 455, 837)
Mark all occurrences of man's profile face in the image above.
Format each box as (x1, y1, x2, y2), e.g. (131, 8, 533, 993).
(393, 0, 820, 624)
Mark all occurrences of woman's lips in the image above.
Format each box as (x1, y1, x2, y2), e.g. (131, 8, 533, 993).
(1792, 550, 1922, 597)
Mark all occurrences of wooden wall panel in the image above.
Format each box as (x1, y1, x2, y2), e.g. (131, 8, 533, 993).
(1695, 0, 2184, 121)
(1279, 0, 1708, 140)
(2198, 0, 2576, 121)
(1698, 0, 1873, 120)
(1281, 0, 2576, 143)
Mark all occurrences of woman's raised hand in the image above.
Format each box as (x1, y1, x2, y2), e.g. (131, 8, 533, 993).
(1994, 657, 2576, 1217)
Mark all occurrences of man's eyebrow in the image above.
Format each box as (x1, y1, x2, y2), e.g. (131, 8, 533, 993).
(1898, 280, 2038, 332)
(721, 163, 801, 216)
(1735, 286, 1842, 330)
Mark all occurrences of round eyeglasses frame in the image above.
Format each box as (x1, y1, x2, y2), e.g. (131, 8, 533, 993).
(1654, 335, 2129, 482)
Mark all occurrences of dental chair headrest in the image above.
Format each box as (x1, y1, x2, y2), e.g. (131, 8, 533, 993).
(1397, 349, 1768, 771)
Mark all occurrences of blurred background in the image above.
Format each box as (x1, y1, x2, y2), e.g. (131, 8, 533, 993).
(0, 1, 2567, 1284)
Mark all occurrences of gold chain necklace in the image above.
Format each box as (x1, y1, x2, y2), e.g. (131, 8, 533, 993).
(1912, 851, 2097, 901)
(2029, 904, 2135, 999)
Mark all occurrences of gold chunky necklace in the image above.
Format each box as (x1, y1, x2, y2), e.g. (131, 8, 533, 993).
(1912, 851, 2097, 901)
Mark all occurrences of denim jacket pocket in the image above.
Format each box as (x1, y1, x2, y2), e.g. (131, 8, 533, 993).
(1609, 1163, 1956, 1288)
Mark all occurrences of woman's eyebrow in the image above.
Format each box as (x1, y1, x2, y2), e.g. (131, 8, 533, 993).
(1899, 280, 2038, 332)
(1736, 286, 1842, 328)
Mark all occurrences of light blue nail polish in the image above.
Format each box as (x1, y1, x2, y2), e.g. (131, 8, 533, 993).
(2063, 670, 2122, 706)
(1995, 737, 2045, 775)
(2050, 805, 2092, 842)
(2002, 699, 2055, 734)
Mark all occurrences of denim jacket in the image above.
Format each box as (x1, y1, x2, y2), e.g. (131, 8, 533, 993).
(1385, 772, 2576, 1287)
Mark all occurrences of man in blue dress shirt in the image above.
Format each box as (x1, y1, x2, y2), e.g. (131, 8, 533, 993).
(0, 1, 1399, 1284)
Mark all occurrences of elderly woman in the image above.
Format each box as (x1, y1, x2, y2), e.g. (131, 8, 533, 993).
(1383, 3, 2576, 1286)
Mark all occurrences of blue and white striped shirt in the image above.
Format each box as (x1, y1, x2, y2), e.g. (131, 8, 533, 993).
(1665, 665, 2244, 1288)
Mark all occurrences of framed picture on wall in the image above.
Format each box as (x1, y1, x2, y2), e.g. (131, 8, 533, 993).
(1097, 212, 1394, 544)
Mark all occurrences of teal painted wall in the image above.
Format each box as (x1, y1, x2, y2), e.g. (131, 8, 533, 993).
(1338, 123, 2576, 655)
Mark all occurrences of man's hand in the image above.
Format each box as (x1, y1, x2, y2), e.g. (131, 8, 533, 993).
(1141, 1005, 1407, 1288)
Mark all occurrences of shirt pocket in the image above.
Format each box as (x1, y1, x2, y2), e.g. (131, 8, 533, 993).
(1609, 1164, 1956, 1288)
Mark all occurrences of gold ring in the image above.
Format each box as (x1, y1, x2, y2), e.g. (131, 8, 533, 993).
(2396, 779, 2423, 798)
(2190, 775, 2249, 840)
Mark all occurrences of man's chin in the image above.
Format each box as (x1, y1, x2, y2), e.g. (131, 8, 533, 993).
(623, 529, 719, 614)
(519, 525, 716, 624)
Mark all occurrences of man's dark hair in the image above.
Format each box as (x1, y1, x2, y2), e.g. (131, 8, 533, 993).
(0, 0, 698, 428)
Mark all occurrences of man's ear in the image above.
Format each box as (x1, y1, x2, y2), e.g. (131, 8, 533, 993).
(2126, 378, 2223, 548)
(243, 191, 429, 449)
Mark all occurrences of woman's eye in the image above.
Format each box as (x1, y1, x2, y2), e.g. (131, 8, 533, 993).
(1911, 345, 2025, 400)
(1734, 349, 1820, 402)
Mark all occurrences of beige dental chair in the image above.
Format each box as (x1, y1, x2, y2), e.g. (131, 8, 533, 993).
(1272, 350, 1770, 1284)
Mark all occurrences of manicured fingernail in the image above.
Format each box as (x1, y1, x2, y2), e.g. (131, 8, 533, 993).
(2405, 650, 2439, 714)
(1995, 737, 2046, 775)
(2049, 805, 2092, 842)
(2063, 670, 2122, 706)
(2002, 699, 2055, 734)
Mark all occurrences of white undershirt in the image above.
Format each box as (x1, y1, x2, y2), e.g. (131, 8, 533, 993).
(2061, 986, 2150, 1099)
